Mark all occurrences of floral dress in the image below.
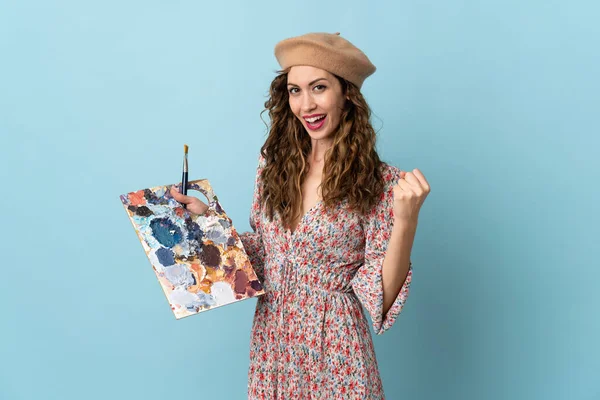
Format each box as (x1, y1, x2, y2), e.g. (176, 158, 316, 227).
(239, 154, 413, 400)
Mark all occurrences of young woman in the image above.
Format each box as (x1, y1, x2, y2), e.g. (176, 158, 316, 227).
(171, 32, 430, 399)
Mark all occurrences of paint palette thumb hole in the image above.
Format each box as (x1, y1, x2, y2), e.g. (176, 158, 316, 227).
(187, 188, 210, 207)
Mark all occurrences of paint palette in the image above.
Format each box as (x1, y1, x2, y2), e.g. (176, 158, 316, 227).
(119, 179, 265, 319)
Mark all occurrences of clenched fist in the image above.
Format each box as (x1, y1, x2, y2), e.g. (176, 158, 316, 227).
(392, 169, 430, 224)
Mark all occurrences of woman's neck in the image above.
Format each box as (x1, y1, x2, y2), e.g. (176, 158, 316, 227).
(309, 138, 333, 164)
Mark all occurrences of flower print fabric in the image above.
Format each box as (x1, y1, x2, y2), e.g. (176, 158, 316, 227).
(239, 154, 413, 399)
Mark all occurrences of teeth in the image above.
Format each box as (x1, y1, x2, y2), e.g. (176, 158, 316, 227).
(306, 115, 325, 123)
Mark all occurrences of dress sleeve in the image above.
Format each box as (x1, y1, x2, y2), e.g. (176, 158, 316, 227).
(350, 165, 414, 335)
(239, 154, 266, 282)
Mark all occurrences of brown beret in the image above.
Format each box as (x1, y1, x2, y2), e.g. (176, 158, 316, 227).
(274, 32, 376, 89)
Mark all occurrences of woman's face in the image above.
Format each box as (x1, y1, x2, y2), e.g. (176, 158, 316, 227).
(287, 66, 346, 142)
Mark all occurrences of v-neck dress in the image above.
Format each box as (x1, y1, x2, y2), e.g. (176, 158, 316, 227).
(239, 154, 413, 399)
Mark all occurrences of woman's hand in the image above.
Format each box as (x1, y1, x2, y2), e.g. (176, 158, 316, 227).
(392, 169, 431, 225)
(170, 185, 210, 215)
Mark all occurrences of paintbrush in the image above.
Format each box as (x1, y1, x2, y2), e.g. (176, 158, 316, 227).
(181, 144, 189, 209)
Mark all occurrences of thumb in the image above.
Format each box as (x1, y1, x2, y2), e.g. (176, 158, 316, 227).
(170, 185, 193, 203)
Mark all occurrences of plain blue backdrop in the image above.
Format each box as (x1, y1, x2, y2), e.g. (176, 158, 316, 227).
(1, 1, 598, 399)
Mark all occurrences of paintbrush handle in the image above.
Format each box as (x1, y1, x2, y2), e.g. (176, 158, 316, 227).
(181, 171, 188, 209)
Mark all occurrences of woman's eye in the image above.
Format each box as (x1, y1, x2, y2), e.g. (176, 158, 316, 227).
(288, 87, 299, 94)
(315, 84, 327, 91)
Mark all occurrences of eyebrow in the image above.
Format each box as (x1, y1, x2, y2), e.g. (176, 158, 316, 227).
(287, 78, 328, 87)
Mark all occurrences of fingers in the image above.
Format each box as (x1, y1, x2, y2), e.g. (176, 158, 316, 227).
(170, 185, 193, 204)
(170, 186, 210, 212)
(399, 169, 430, 194)
(411, 169, 431, 192)
(397, 177, 416, 194)
(403, 172, 420, 187)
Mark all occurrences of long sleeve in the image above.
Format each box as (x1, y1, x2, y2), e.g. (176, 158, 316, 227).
(350, 165, 414, 335)
(239, 154, 266, 282)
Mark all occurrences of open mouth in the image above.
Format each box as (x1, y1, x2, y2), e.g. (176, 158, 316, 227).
(304, 114, 327, 130)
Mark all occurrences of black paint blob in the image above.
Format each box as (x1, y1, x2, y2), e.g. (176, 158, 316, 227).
(135, 205, 153, 217)
(185, 220, 204, 242)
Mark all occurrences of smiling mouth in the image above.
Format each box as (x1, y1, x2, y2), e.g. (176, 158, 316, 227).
(304, 114, 327, 130)
(304, 114, 326, 122)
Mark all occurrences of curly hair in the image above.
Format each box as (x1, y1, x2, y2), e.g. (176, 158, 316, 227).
(259, 68, 386, 230)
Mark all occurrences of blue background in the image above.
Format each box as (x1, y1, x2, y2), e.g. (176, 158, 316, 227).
(1, 1, 598, 399)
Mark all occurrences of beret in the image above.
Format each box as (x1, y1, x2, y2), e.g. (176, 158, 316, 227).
(274, 32, 376, 89)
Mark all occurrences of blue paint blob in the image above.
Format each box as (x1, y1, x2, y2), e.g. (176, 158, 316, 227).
(156, 247, 175, 267)
(150, 217, 182, 248)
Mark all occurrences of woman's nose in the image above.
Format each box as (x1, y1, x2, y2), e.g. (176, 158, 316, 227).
(301, 93, 316, 112)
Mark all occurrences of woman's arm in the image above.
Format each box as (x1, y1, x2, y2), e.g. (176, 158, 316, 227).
(382, 167, 429, 318)
(381, 219, 416, 318)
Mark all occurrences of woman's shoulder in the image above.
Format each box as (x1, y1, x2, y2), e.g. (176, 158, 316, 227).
(379, 161, 402, 185)
(258, 151, 268, 166)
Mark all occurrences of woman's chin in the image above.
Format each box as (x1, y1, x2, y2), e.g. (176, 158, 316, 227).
(304, 125, 335, 141)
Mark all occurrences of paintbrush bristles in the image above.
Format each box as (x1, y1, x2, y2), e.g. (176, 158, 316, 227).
(182, 144, 189, 172)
